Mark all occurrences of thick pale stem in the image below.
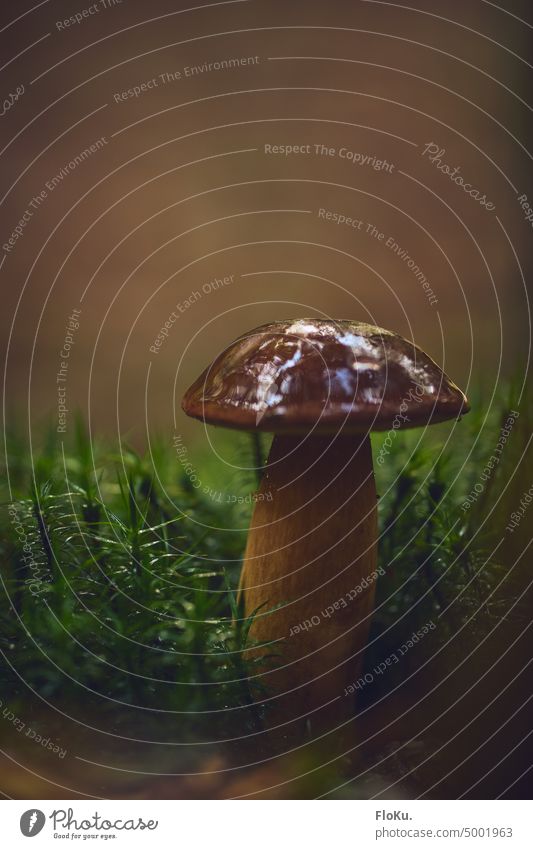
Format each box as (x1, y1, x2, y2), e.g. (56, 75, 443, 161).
(240, 432, 378, 735)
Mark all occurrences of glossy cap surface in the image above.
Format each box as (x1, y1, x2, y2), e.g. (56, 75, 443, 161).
(181, 319, 470, 432)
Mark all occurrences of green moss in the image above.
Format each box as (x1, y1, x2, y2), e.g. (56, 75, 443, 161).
(1, 386, 530, 742)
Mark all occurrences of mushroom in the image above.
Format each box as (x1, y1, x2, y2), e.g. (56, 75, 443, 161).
(182, 319, 469, 736)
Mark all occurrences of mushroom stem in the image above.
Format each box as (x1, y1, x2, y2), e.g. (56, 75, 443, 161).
(240, 431, 378, 735)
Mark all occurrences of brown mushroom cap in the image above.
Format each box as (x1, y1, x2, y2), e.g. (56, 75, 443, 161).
(181, 319, 470, 433)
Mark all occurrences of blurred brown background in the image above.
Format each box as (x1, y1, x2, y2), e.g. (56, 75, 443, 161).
(1, 0, 531, 444)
